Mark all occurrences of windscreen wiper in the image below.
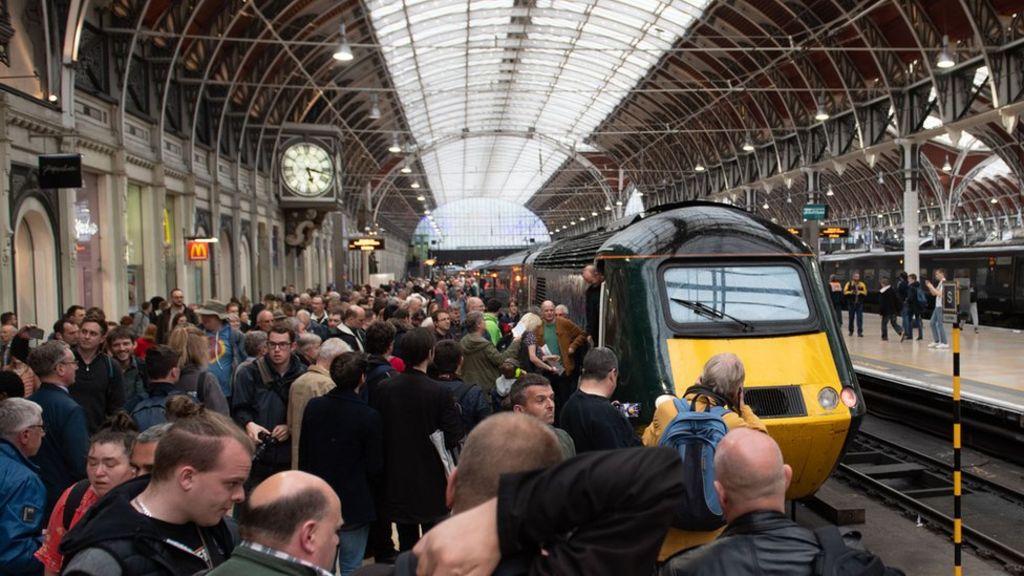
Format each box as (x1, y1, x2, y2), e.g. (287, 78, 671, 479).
(670, 297, 754, 332)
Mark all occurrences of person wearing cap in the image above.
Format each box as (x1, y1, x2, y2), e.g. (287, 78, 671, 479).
(197, 299, 247, 402)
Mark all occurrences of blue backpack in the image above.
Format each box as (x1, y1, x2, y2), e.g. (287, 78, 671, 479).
(658, 386, 731, 531)
(130, 391, 186, 431)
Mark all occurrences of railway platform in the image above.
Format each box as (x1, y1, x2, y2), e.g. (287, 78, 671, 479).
(842, 313, 1024, 417)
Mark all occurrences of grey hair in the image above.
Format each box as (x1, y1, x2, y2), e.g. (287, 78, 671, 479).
(136, 422, 172, 444)
(464, 311, 485, 334)
(319, 338, 351, 362)
(244, 330, 268, 357)
(0, 398, 42, 440)
(27, 340, 71, 378)
(296, 332, 322, 352)
(295, 309, 311, 323)
(700, 353, 746, 403)
(554, 304, 569, 315)
(282, 317, 301, 334)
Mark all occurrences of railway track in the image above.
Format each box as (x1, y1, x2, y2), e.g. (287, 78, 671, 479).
(839, 382, 1024, 574)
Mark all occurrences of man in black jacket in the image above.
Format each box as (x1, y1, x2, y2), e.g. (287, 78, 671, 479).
(660, 428, 818, 575)
(300, 351, 384, 575)
(373, 328, 462, 552)
(878, 277, 903, 341)
(232, 326, 307, 485)
(61, 411, 251, 575)
(559, 347, 641, 452)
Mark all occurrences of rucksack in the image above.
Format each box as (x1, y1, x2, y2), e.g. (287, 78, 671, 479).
(130, 391, 185, 431)
(814, 526, 906, 576)
(915, 285, 928, 308)
(658, 385, 731, 531)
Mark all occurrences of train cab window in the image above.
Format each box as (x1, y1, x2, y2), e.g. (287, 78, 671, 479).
(661, 263, 812, 332)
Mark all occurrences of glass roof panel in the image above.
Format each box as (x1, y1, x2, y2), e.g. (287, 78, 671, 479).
(367, 0, 706, 209)
(414, 198, 551, 250)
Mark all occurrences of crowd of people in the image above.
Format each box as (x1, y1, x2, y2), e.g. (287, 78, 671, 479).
(0, 272, 904, 575)
(829, 267, 979, 348)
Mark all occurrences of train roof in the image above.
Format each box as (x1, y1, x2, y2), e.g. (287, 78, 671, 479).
(479, 248, 537, 269)
(597, 202, 811, 258)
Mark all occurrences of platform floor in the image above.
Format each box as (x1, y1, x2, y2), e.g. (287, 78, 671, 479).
(841, 312, 1024, 413)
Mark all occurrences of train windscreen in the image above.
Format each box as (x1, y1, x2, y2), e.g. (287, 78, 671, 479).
(662, 264, 811, 325)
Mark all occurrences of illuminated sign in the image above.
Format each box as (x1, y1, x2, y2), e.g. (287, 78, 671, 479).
(187, 241, 210, 261)
(348, 237, 385, 251)
(786, 227, 801, 235)
(819, 226, 849, 239)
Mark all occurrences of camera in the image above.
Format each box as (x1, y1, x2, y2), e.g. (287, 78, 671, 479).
(252, 431, 279, 463)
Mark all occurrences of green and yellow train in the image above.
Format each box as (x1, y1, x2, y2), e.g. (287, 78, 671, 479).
(479, 202, 865, 499)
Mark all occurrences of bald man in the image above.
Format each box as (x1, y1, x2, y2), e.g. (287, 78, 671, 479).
(208, 471, 342, 576)
(660, 428, 819, 576)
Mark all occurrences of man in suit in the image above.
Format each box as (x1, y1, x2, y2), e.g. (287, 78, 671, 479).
(26, 341, 89, 521)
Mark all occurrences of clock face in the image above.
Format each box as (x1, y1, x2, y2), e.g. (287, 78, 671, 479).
(281, 142, 334, 197)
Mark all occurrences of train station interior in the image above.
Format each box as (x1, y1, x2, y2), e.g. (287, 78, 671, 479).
(2, 2, 1024, 575)
(0, 0, 1021, 333)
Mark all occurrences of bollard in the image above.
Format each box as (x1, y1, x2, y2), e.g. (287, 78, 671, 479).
(952, 287, 961, 576)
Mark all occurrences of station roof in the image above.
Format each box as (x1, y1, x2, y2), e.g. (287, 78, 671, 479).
(107, 0, 1024, 239)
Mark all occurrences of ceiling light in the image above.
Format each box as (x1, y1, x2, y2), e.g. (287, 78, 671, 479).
(424, 209, 431, 215)
(762, 202, 769, 209)
(826, 185, 834, 197)
(369, 93, 380, 120)
(990, 197, 998, 204)
(615, 200, 623, 206)
(787, 195, 792, 203)
(400, 161, 412, 174)
(579, 216, 586, 221)
(332, 22, 354, 62)
(742, 135, 755, 152)
(591, 211, 598, 217)
(942, 156, 952, 172)
(936, 35, 955, 69)
(47, 93, 58, 103)
(416, 194, 425, 201)
(877, 171, 884, 185)
(635, 191, 643, 197)
(388, 133, 402, 154)
(694, 163, 705, 172)
(605, 205, 612, 211)
(814, 96, 830, 122)
(411, 179, 420, 189)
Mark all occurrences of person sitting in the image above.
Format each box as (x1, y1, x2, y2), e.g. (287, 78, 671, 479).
(206, 471, 342, 576)
(35, 413, 138, 575)
(642, 352, 766, 561)
(60, 411, 252, 575)
(0, 397, 47, 575)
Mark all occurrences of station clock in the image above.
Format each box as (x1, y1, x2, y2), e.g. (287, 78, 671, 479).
(281, 141, 335, 197)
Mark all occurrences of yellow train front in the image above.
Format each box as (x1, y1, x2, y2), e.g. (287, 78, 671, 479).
(591, 202, 864, 499)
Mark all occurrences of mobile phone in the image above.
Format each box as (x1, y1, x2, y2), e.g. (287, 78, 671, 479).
(27, 327, 45, 340)
(615, 402, 641, 418)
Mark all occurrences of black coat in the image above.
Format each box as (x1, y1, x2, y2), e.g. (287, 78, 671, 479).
(373, 369, 462, 523)
(879, 286, 901, 316)
(660, 511, 820, 576)
(299, 388, 383, 525)
(28, 384, 89, 520)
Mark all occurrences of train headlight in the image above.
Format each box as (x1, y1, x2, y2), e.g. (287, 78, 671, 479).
(840, 387, 858, 408)
(817, 387, 839, 410)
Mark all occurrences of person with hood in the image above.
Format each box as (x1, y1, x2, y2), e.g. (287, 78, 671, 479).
(458, 312, 521, 393)
(60, 411, 251, 575)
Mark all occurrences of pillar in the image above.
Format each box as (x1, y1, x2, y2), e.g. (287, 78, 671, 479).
(802, 169, 820, 255)
(901, 142, 920, 277)
(0, 95, 14, 314)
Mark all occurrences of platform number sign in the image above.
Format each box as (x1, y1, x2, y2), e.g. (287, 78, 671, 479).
(941, 283, 958, 323)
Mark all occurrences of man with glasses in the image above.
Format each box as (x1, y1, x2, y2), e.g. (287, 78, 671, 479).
(27, 341, 89, 520)
(431, 309, 454, 341)
(0, 397, 47, 575)
(233, 326, 307, 485)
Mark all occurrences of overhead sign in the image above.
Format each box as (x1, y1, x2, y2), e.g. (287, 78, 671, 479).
(187, 241, 210, 261)
(348, 237, 385, 251)
(819, 226, 849, 239)
(802, 203, 828, 221)
(38, 154, 83, 188)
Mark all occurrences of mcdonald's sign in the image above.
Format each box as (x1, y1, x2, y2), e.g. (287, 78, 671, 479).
(187, 241, 210, 261)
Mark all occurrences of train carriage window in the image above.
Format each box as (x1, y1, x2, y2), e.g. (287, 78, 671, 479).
(662, 264, 811, 325)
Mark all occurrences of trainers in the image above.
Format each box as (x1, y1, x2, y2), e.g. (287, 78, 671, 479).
(937, 343, 950, 349)
(928, 342, 938, 348)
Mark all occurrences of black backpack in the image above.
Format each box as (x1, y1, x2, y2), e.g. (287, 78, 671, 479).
(814, 527, 906, 576)
(130, 391, 186, 431)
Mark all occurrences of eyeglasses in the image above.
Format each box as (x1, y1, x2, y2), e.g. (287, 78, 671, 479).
(59, 359, 78, 366)
(266, 341, 292, 349)
(27, 424, 46, 433)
